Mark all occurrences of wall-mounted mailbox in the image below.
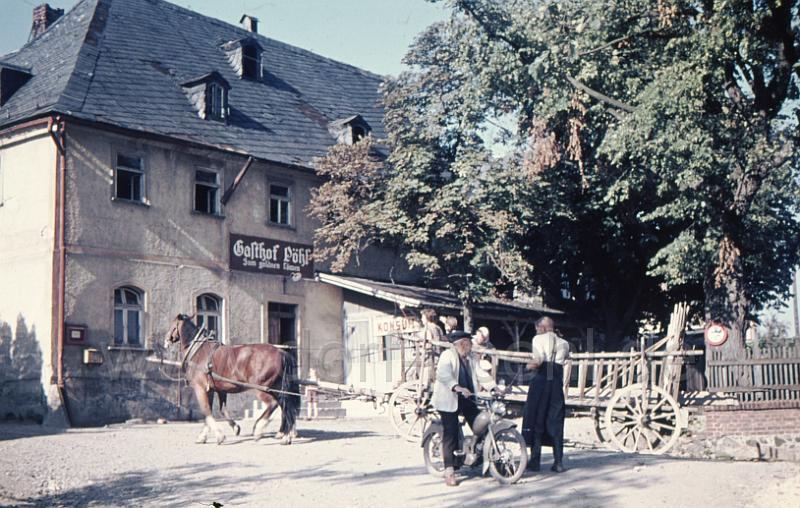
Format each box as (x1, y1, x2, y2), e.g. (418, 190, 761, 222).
(83, 348, 103, 364)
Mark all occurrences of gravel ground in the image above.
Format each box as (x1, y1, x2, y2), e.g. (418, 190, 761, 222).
(1, 416, 798, 508)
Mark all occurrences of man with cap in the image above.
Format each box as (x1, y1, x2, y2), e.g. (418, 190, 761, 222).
(431, 330, 497, 487)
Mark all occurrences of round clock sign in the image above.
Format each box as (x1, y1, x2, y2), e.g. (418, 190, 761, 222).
(704, 323, 729, 346)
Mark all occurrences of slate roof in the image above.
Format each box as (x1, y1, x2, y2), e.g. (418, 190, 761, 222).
(0, 0, 386, 168)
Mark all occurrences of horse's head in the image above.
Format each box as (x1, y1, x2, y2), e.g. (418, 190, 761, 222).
(165, 314, 196, 349)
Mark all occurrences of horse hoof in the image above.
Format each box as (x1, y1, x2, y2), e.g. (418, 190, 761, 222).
(280, 437, 291, 445)
(234, 425, 241, 436)
(216, 435, 225, 445)
(195, 437, 207, 444)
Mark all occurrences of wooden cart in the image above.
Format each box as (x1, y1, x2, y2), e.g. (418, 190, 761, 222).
(388, 304, 701, 455)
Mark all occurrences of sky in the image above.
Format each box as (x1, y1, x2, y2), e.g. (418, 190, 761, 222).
(0, 0, 448, 76)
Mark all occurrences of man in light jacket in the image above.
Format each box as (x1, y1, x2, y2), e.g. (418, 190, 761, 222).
(431, 330, 496, 487)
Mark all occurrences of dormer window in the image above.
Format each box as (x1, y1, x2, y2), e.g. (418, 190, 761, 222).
(0, 62, 32, 107)
(208, 83, 227, 121)
(221, 38, 263, 80)
(181, 72, 230, 122)
(328, 114, 372, 145)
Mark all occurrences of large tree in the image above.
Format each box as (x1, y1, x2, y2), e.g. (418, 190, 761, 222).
(311, 0, 800, 352)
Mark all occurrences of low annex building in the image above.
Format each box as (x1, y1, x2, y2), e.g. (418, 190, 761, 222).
(0, 0, 388, 425)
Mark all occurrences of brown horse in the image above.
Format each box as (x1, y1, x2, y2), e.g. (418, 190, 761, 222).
(165, 314, 300, 445)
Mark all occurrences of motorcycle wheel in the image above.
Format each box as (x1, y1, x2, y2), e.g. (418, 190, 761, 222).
(422, 430, 446, 477)
(484, 428, 528, 484)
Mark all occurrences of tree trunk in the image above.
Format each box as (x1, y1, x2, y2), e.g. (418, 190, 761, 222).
(461, 301, 473, 333)
(704, 249, 748, 361)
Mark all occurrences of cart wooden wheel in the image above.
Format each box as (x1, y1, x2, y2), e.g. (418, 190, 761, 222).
(591, 407, 612, 449)
(603, 383, 682, 455)
(388, 380, 433, 443)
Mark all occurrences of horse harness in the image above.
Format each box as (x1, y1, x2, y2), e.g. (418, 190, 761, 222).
(180, 326, 222, 391)
(178, 325, 303, 397)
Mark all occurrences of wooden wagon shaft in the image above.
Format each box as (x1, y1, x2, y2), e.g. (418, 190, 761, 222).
(145, 356, 384, 399)
(146, 356, 181, 367)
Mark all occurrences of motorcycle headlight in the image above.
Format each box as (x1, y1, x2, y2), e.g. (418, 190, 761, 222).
(491, 401, 506, 416)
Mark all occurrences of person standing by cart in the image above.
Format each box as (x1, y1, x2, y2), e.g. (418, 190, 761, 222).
(419, 309, 444, 383)
(431, 331, 496, 487)
(522, 317, 570, 473)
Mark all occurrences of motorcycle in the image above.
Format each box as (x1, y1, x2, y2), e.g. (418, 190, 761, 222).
(421, 382, 528, 484)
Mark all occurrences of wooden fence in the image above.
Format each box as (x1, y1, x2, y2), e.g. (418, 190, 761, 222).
(707, 346, 800, 401)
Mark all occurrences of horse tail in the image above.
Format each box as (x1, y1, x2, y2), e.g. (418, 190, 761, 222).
(277, 351, 300, 434)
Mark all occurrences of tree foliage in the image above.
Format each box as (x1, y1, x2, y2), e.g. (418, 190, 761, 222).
(311, 0, 800, 351)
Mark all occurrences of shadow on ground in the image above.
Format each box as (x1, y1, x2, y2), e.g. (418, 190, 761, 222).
(6, 446, 693, 507)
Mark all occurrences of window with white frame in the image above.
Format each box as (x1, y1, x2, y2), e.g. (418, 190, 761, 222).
(115, 153, 144, 202)
(207, 83, 227, 121)
(114, 286, 143, 345)
(194, 169, 220, 215)
(269, 183, 292, 226)
(196, 293, 223, 342)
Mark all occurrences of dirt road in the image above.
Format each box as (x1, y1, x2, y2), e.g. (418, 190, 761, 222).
(1, 416, 798, 508)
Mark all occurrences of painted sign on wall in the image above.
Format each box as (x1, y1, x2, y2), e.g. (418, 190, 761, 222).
(374, 315, 422, 336)
(229, 233, 314, 278)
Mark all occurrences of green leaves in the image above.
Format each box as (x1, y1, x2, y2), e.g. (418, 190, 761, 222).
(311, 0, 800, 345)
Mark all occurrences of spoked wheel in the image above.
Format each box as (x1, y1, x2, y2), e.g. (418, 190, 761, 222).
(422, 429, 445, 477)
(604, 383, 682, 455)
(484, 428, 528, 484)
(591, 407, 612, 449)
(389, 381, 433, 443)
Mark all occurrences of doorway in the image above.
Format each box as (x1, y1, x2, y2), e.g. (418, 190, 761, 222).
(268, 302, 297, 361)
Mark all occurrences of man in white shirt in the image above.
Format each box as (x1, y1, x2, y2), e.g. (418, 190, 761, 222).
(431, 331, 496, 486)
(522, 317, 569, 473)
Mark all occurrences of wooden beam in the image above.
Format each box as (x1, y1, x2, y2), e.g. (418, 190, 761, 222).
(221, 156, 254, 205)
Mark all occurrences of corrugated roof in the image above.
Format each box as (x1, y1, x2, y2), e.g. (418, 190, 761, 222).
(0, 0, 386, 168)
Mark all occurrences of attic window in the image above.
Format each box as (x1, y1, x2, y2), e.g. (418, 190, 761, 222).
(181, 72, 230, 122)
(242, 44, 261, 80)
(0, 63, 33, 106)
(207, 83, 227, 121)
(221, 38, 263, 80)
(328, 115, 372, 145)
(352, 125, 367, 143)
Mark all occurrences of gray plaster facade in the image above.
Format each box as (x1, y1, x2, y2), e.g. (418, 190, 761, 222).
(1, 120, 349, 425)
(0, 0, 397, 426)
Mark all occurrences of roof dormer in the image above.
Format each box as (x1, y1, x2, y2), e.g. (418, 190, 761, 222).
(181, 72, 230, 122)
(221, 37, 263, 81)
(328, 114, 371, 145)
(0, 62, 33, 106)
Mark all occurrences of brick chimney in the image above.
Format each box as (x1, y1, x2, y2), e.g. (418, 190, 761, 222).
(239, 14, 259, 34)
(30, 4, 64, 39)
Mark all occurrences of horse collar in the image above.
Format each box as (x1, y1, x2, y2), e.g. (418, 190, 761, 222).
(180, 327, 211, 371)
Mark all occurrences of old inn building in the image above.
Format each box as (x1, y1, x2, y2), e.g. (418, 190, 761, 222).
(0, 0, 555, 425)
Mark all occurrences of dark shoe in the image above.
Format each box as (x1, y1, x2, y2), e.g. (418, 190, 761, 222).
(551, 463, 566, 473)
(528, 443, 541, 472)
(444, 468, 458, 487)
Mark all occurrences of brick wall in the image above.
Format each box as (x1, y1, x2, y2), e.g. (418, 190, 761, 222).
(704, 400, 800, 438)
